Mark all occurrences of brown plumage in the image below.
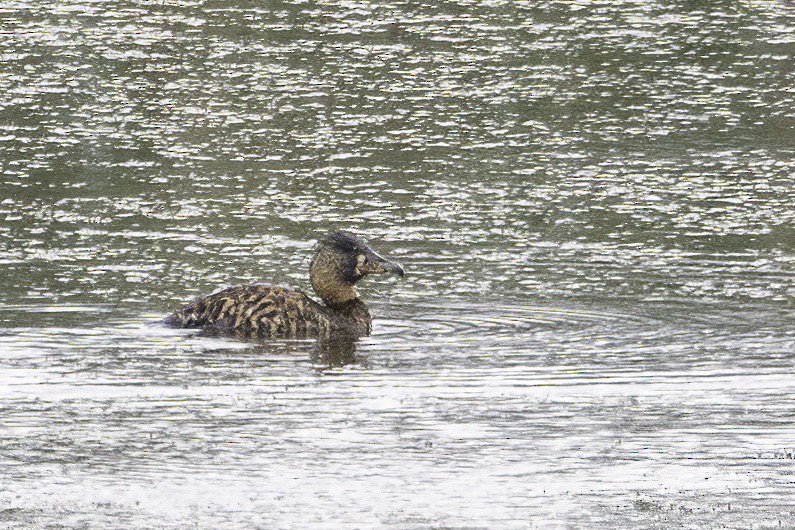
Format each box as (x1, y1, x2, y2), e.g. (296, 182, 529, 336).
(164, 231, 404, 339)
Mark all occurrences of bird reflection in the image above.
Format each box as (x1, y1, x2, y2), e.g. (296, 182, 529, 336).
(180, 320, 369, 369)
(209, 332, 368, 370)
(310, 333, 369, 369)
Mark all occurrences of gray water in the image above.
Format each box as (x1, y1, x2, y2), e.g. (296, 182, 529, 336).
(2, 0, 795, 527)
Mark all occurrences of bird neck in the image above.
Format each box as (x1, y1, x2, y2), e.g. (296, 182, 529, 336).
(310, 266, 359, 307)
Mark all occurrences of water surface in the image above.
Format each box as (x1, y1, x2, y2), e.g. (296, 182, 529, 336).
(2, 0, 795, 527)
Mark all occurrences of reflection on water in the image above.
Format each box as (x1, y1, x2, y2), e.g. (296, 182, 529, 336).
(2, 302, 795, 526)
(310, 335, 366, 369)
(2, 0, 795, 527)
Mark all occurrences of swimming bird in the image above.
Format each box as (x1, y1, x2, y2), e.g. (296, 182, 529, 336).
(164, 231, 404, 338)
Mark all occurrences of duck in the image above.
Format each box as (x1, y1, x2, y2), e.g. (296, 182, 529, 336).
(164, 231, 404, 338)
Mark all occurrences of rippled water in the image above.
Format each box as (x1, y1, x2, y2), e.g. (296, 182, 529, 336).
(2, 0, 795, 527)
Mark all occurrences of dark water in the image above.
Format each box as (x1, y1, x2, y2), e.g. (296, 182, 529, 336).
(2, 0, 795, 527)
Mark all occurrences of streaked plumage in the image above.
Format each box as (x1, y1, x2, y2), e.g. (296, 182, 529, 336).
(164, 231, 404, 339)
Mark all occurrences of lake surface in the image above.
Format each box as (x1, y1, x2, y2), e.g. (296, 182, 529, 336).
(2, 0, 795, 527)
